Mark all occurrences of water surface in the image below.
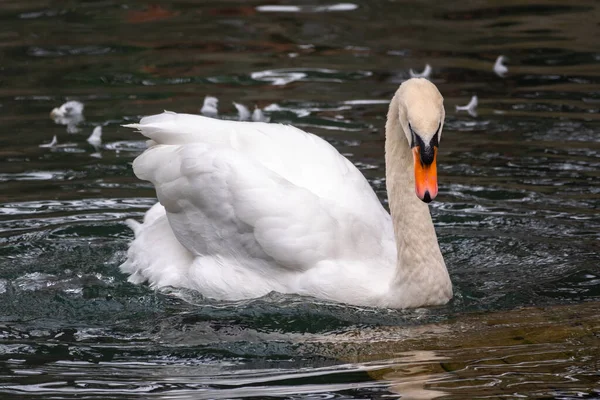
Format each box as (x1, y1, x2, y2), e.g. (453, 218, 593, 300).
(1, 0, 599, 398)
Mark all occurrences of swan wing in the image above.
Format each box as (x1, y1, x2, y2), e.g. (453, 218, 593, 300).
(124, 112, 385, 216)
(132, 143, 389, 274)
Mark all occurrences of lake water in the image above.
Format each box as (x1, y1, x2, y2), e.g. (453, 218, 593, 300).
(1, 1, 599, 398)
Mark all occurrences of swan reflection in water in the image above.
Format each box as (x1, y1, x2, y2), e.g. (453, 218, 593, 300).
(383, 351, 450, 400)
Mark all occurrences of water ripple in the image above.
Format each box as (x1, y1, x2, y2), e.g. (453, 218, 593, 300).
(0, 0, 599, 398)
(256, 3, 359, 13)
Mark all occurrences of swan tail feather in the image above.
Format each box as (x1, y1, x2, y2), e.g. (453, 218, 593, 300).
(120, 210, 193, 288)
(123, 112, 236, 146)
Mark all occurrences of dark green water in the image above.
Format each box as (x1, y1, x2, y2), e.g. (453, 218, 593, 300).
(1, 1, 599, 398)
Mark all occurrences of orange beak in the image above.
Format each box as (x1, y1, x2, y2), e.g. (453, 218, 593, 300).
(412, 146, 438, 203)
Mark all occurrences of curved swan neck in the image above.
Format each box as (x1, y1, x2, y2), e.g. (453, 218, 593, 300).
(384, 90, 452, 307)
(385, 93, 432, 245)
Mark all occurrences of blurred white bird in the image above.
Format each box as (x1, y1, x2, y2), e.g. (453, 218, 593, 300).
(50, 100, 85, 133)
(455, 95, 478, 117)
(39, 135, 58, 148)
(87, 126, 102, 151)
(200, 96, 219, 117)
(409, 64, 432, 79)
(252, 106, 270, 122)
(494, 55, 508, 77)
(50, 100, 84, 118)
(233, 102, 251, 121)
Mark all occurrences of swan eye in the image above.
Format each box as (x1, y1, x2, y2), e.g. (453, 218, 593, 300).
(430, 131, 439, 148)
(408, 123, 416, 148)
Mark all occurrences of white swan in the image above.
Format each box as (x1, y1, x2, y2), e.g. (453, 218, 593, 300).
(409, 64, 432, 79)
(39, 135, 58, 148)
(200, 96, 219, 117)
(252, 106, 270, 122)
(455, 95, 478, 117)
(493, 55, 508, 77)
(87, 126, 103, 151)
(233, 102, 251, 121)
(120, 78, 452, 308)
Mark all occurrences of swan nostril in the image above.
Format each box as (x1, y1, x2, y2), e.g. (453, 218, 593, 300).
(420, 147, 435, 165)
(422, 191, 432, 203)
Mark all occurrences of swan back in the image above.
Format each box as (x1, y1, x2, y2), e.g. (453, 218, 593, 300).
(125, 112, 386, 218)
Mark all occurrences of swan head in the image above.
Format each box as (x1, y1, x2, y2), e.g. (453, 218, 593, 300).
(397, 78, 445, 203)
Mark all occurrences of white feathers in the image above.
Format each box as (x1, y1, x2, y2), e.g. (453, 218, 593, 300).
(234, 102, 270, 122)
(50, 100, 85, 133)
(200, 96, 219, 117)
(87, 126, 103, 151)
(455, 95, 478, 117)
(494, 55, 508, 77)
(42, 96, 268, 159)
(50, 100, 84, 117)
(120, 79, 454, 308)
(202, 96, 269, 122)
(120, 112, 395, 304)
(39, 135, 58, 148)
(252, 106, 270, 122)
(39, 124, 103, 156)
(233, 102, 251, 121)
(409, 64, 432, 79)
